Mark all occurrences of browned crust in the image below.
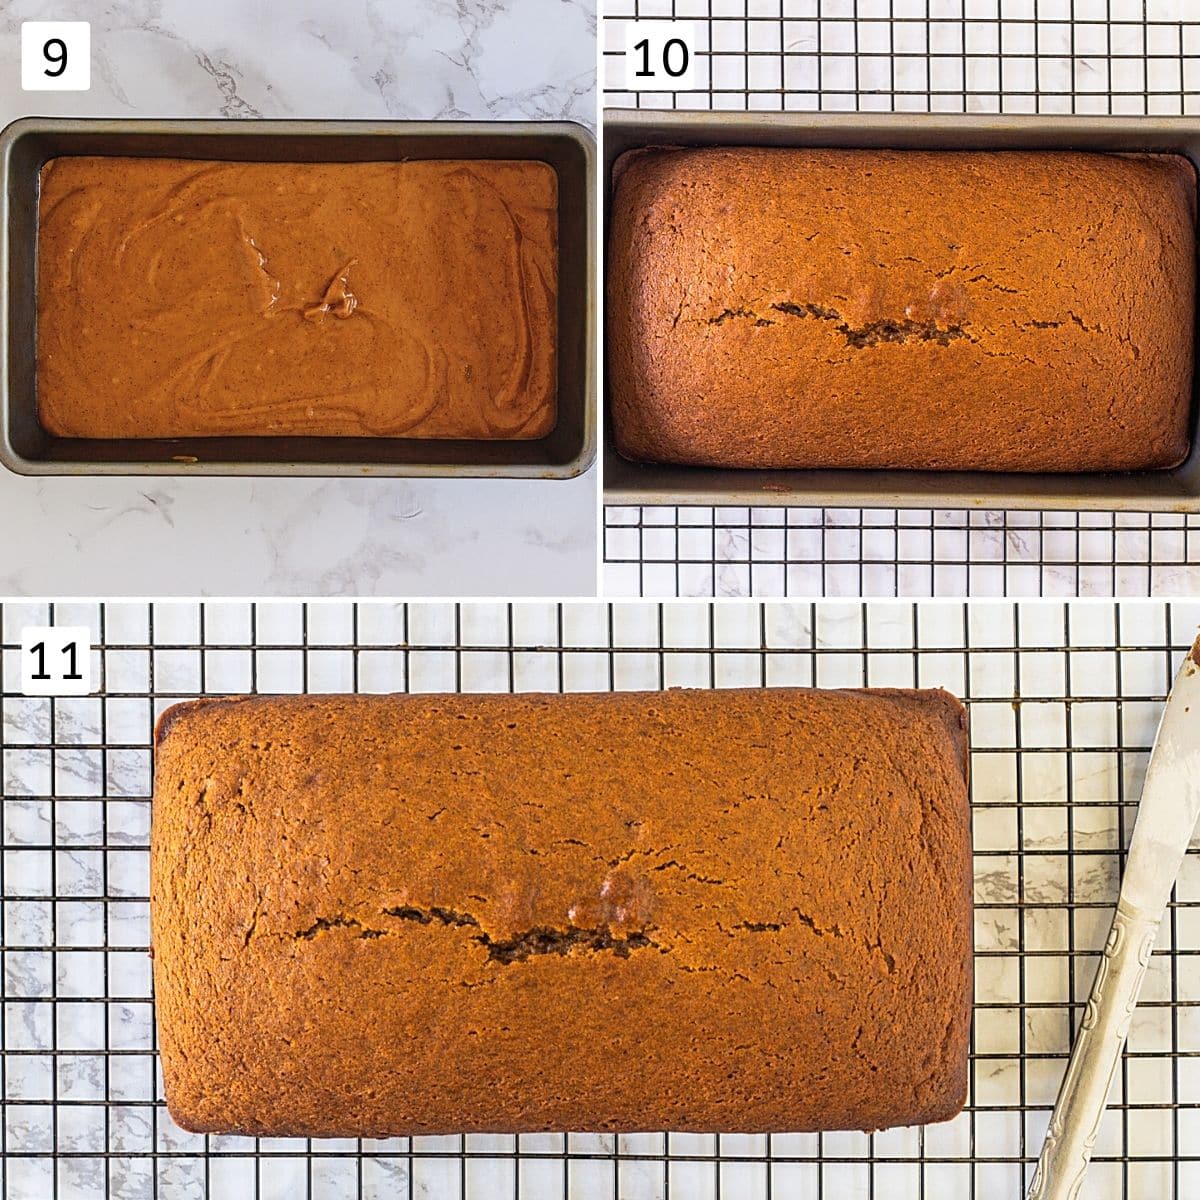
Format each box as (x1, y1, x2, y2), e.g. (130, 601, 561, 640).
(152, 688, 972, 1137)
(608, 147, 1196, 472)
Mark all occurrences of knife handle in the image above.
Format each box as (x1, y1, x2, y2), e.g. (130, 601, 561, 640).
(1026, 899, 1160, 1200)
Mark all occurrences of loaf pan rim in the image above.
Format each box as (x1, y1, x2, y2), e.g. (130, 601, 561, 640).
(601, 108, 1200, 513)
(1, 115, 596, 479)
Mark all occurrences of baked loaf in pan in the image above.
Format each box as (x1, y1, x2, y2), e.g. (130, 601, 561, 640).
(608, 147, 1196, 472)
(37, 157, 557, 440)
(151, 688, 972, 1137)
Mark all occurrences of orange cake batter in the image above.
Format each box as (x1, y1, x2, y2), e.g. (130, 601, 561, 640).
(36, 156, 558, 439)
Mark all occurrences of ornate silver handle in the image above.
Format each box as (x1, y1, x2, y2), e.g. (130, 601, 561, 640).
(1026, 898, 1160, 1200)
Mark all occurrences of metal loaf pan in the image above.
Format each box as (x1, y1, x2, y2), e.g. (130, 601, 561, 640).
(603, 109, 1200, 511)
(1, 117, 595, 478)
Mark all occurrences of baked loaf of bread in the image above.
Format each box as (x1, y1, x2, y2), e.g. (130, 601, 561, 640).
(38, 157, 557, 439)
(151, 688, 972, 1137)
(608, 148, 1195, 472)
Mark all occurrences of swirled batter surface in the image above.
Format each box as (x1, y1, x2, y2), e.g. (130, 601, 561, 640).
(37, 156, 558, 439)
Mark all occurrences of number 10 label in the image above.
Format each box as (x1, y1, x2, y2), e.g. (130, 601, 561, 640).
(624, 21, 697, 91)
(20, 627, 93, 696)
(21, 22, 90, 91)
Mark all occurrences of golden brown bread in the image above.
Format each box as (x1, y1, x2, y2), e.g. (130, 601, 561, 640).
(151, 688, 972, 1137)
(37, 157, 557, 439)
(608, 147, 1195, 472)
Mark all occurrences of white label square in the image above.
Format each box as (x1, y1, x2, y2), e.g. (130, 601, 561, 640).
(19, 627, 93, 696)
(624, 21, 697, 91)
(21, 22, 90, 91)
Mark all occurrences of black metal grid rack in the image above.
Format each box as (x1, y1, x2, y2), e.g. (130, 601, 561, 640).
(2, 598, 1199, 1199)
(601, 4, 1200, 598)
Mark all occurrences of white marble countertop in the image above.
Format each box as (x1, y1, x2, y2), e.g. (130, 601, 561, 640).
(0, 0, 597, 597)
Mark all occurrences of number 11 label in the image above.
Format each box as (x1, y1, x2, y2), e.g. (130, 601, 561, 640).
(624, 21, 697, 91)
(21, 21, 90, 91)
(20, 627, 93, 696)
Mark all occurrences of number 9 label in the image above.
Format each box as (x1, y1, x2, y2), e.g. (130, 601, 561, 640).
(624, 21, 697, 92)
(21, 21, 90, 91)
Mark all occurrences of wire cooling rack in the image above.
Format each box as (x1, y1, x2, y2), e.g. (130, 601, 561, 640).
(3, 598, 1200, 1199)
(600, 3, 1200, 598)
